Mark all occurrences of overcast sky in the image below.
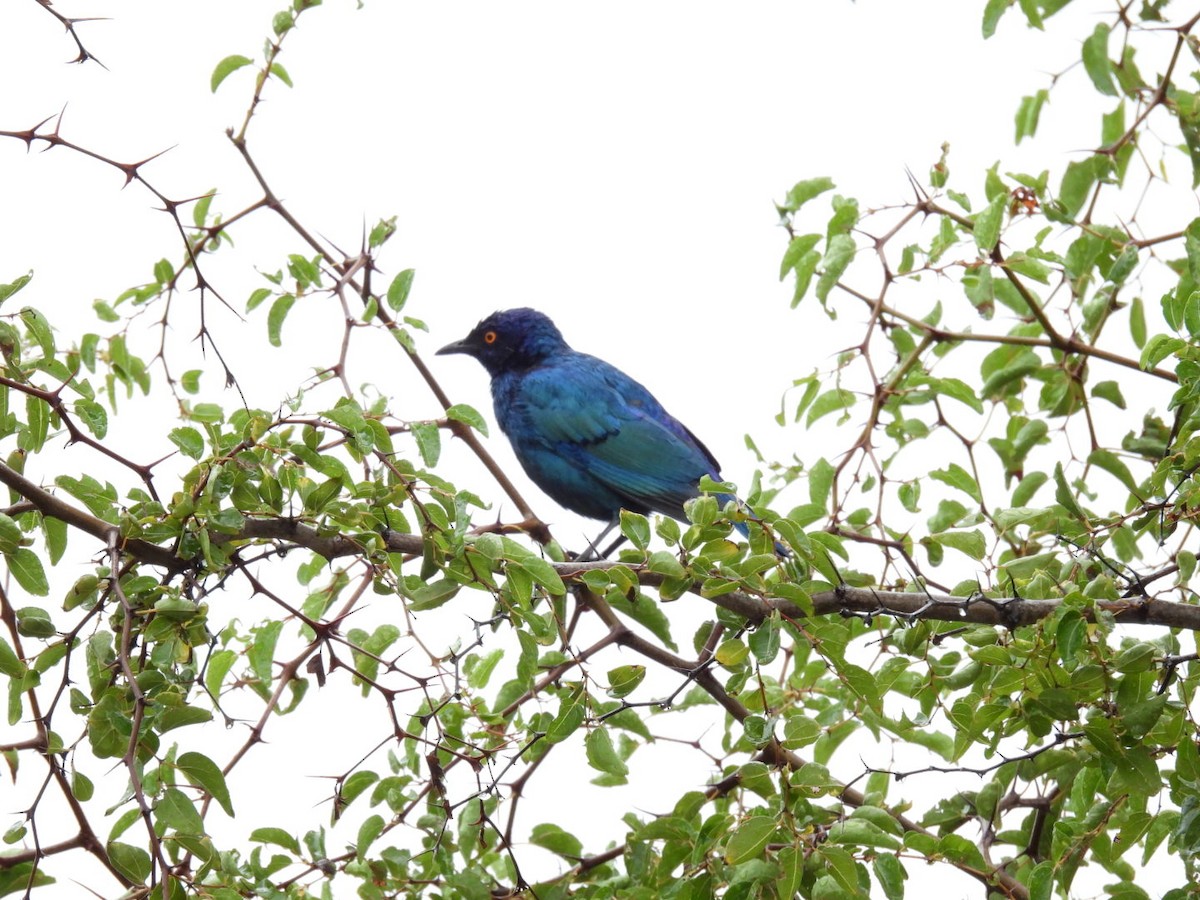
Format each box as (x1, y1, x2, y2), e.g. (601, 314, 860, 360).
(1, 1, 1100, 532)
(4, 2, 1170, 896)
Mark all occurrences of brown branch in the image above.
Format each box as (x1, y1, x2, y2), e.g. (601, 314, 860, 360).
(223, 131, 549, 540)
(108, 533, 171, 900)
(0, 582, 131, 885)
(32, 0, 106, 66)
(0, 461, 180, 571)
(2, 455, 1194, 635)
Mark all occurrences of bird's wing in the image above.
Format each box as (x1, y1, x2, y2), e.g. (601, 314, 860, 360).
(515, 355, 720, 516)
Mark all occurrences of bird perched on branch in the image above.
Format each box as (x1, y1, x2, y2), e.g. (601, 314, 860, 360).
(437, 307, 778, 556)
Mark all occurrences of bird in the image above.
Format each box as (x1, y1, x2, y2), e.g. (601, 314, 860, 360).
(437, 307, 778, 556)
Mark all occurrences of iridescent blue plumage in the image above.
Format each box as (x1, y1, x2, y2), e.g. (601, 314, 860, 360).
(437, 308, 758, 546)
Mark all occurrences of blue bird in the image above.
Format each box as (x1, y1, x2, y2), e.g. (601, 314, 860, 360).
(437, 308, 775, 555)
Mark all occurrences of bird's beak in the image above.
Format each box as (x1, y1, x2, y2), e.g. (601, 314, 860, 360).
(436, 337, 474, 356)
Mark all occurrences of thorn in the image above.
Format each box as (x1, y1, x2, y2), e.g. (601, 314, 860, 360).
(904, 166, 931, 204)
(118, 145, 177, 186)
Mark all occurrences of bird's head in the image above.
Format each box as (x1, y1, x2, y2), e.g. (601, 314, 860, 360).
(437, 308, 569, 377)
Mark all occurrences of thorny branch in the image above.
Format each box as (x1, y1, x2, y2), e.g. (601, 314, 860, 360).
(5, 3, 1200, 898)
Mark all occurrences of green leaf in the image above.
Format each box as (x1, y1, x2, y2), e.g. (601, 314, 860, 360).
(211, 54, 253, 92)
(287, 256, 321, 288)
(780, 234, 821, 280)
(176, 751, 235, 817)
(1053, 462, 1087, 521)
(1092, 380, 1126, 409)
(409, 579, 460, 611)
(248, 620, 282, 690)
(982, 0, 1012, 38)
(815, 233, 854, 302)
(780, 177, 834, 213)
(748, 612, 781, 664)
(1140, 334, 1183, 371)
(55, 474, 118, 520)
(973, 193, 1006, 252)
(1082, 23, 1117, 96)
(8, 550, 49, 597)
(929, 463, 982, 503)
(20, 307, 54, 358)
(873, 853, 907, 900)
(192, 190, 214, 228)
(267, 294, 296, 347)
(72, 769, 94, 802)
(585, 727, 628, 778)
(0, 515, 22, 557)
(445, 403, 488, 437)
(356, 814, 385, 860)
(806, 388, 855, 427)
(715, 638, 749, 668)
(646, 550, 685, 579)
(1015, 89, 1048, 143)
(1179, 95, 1200, 188)
(982, 349, 1040, 399)
(619, 509, 650, 551)
(205, 649, 236, 699)
(545, 690, 586, 744)
(386, 269, 415, 311)
(1011, 471, 1049, 506)
(1027, 860, 1054, 900)
(73, 399, 107, 439)
(467, 650, 504, 690)
(410, 421, 441, 467)
(530, 823, 583, 859)
(87, 693, 129, 758)
(246, 287, 272, 312)
(607, 590, 676, 650)
(1186, 219, 1200, 284)
(0, 272, 32, 305)
(1016, 0, 1044, 29)
(24, 395, 49, 452)
(0, 637, 24, 677)
(91, 299, 118, 323)
(826, 818, 902, 850)
(911, 375, 983, 413)
(368, 216, 396, 249)
(790, 246, 822, 306)
(605, 664, 645, 699)
(153, 258, 174, 286)
(1059, 156, 1108, 219)
(1088, 449, 1138, 492)
(724, 815, 775, 864)
(742, 714, 772, 746)
(1005, 251, 1051, 283)
(808, 457, 835, 508)
(269, 62, 293, 87)
(513, 553, 565, 595)
(106, 841, 151, 883)
(169, 426, 205, 460)
(187, 402, 225, 424)
(155, 787, 205, 834)
(157, 706, 213, 733)
(250, 827, 301, 855)
(1060, 609, 1089, 667)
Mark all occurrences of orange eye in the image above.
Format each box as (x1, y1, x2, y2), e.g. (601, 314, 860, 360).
(483, 330, 498, 344)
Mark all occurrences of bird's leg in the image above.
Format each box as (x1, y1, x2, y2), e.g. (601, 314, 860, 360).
(577, 517, 621, 562)
(600, 532, 628, 559)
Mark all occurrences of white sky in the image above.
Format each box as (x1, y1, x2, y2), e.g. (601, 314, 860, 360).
(1, 0, 1100, 521)
(4, 1, 1178, 897)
